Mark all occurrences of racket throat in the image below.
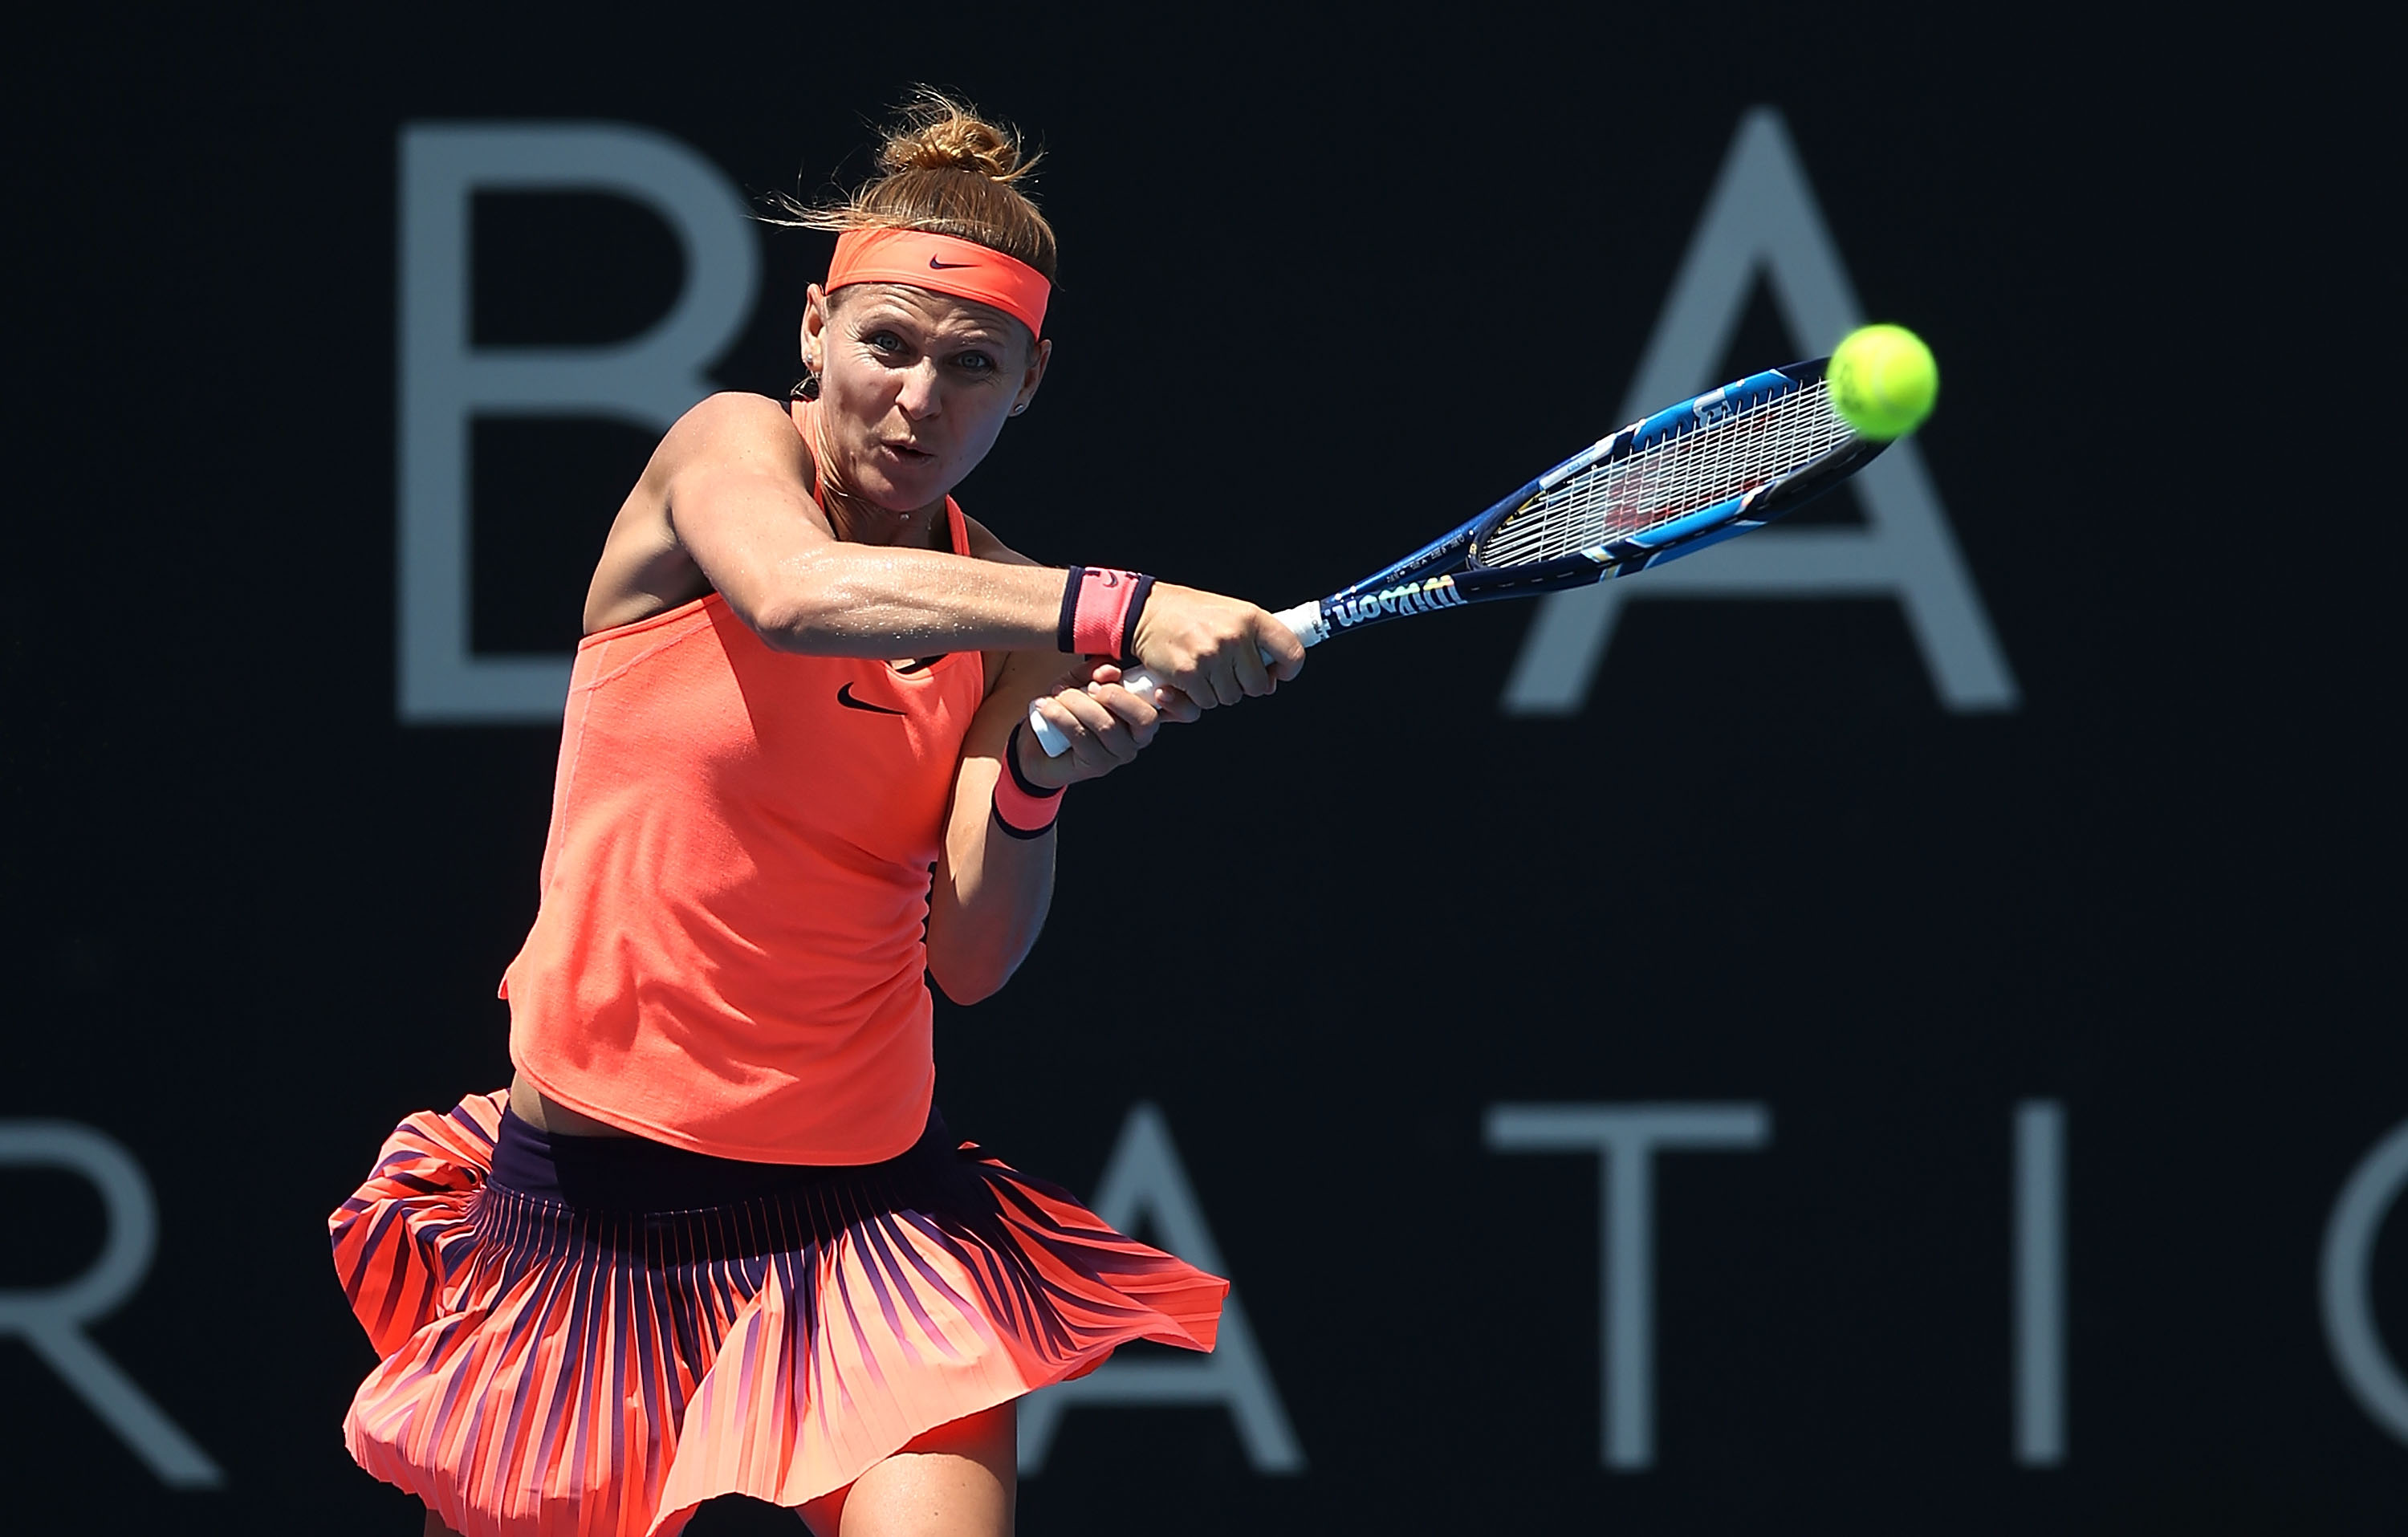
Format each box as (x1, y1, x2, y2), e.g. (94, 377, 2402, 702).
(1320, 574, 1467, 635)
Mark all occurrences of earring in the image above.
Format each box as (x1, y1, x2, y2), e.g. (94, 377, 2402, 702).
(1009, 402, 1027, 417)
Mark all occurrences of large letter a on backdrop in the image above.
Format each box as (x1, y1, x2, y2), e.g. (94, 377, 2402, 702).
(1017, 1104, 1304, 1475)
(1500, 108, 2018, 715)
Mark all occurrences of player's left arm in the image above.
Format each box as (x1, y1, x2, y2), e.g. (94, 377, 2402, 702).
(924, 520, 1197, 1004)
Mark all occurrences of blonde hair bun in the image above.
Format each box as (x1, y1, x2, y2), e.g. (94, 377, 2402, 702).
(770, 88, 1058, 283)
(879, 93, 1032, 184)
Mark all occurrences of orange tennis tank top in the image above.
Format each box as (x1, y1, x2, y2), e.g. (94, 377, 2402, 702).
(503, 492, 986, 1165)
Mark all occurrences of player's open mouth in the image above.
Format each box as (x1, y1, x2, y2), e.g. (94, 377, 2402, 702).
(881, 441, 934, 462)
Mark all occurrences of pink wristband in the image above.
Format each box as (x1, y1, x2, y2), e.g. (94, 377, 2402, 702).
(1057, 567, 1156, 661)
(993, 722, 1065, 838)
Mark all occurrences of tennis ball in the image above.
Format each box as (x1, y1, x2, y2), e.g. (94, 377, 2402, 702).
(1828, 323, 1938, 441)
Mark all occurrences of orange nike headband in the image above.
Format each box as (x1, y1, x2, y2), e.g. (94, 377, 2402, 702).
(826, 227, 1051, 339)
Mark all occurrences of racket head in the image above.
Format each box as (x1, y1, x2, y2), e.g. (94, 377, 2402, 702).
(1307, 358, 1886, 639)
(1466, 356, 1883, 579)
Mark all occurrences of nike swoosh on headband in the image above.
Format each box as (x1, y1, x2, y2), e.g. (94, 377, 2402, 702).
(928, 256, 977, 270)
(835, 683, 909, 717)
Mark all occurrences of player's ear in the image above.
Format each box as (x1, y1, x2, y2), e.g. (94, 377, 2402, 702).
(799, 285, 830, 372)
(1011, 336, 1051, 418)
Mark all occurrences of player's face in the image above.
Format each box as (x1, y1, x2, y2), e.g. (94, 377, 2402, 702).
(803, 284, 1048, 514)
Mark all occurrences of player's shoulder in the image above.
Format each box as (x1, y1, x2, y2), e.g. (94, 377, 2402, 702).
(657, 392, 810, 473)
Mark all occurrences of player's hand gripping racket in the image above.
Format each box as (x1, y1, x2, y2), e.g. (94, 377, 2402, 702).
(1031, 356, 1895, 755)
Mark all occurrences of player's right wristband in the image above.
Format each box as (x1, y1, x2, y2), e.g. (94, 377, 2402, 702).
(1057, 566, 1156, 663)
(992, 722, 1066, 839)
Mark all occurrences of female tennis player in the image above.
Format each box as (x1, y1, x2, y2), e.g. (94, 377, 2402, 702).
(331, 94, 1305, 1537)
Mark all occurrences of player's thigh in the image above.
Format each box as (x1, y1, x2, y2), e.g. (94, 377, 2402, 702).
(799, 1401, 1016, 1537)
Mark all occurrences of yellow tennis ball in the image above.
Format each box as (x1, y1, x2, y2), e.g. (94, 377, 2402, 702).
(1828, 323, 1938, 441)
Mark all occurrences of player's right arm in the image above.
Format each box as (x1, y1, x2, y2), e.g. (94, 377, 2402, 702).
(585, 394, 1303, 704)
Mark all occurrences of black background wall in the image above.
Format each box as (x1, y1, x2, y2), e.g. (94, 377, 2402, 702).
(4, 6, 2398, 1534)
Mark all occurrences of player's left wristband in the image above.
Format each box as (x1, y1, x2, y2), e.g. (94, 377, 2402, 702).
(992, 722, 1066, 839)
(1057, 566, 1156, 665)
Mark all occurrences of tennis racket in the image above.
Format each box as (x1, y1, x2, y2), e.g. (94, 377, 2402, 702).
(1030, 355, 1893, 755)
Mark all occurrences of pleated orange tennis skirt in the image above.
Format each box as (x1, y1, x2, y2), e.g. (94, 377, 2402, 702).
(331, 1092, 1226, 1537)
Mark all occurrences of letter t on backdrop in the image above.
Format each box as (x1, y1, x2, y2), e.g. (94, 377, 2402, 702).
(1486, 1102, 1771, 1470)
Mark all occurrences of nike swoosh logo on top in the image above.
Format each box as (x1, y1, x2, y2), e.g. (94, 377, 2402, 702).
(836, 683, 908, 717)
(928, 256, 976, 270)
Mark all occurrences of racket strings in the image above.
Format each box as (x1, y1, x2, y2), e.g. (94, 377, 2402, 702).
(1474, 380, 1853, 568)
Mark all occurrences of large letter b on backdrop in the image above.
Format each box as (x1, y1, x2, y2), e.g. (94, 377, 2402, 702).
(396, 124, 759, 723)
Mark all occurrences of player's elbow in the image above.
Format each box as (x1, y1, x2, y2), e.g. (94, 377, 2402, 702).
(925, 877, 1047, 1005)
(742, 558, 853, 653)
(745, 600, 828, 653)
(927, 950, 1017, 1007)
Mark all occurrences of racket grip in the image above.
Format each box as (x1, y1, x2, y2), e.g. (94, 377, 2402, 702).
(1028, 600, 1324, 757)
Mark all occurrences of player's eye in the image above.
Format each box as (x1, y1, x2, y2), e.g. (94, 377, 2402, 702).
(865, 330, 905, 356)
(953, 351, 995, 374)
